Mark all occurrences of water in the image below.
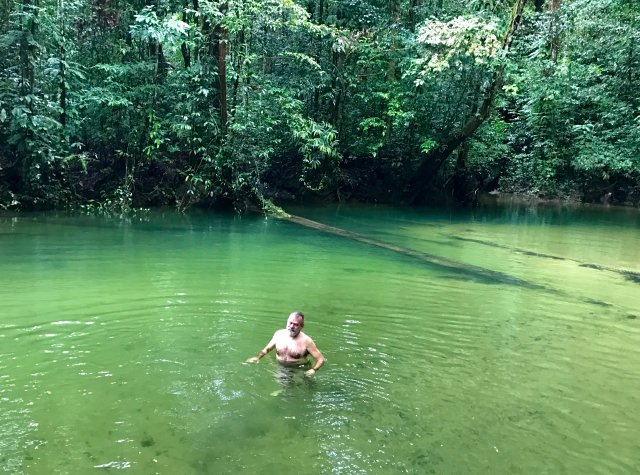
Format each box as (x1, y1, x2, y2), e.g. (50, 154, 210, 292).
(1, 203, 639, 474)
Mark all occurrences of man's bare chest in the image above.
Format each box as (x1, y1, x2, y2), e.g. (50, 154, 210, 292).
(276, 338, 308, 359)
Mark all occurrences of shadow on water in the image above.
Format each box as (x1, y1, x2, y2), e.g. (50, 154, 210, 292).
(448, 235, 640, 285)
(282, 214, 631, 311)
(621, 271, 640, 284)
(284, 214, 552, 291)
(583, 298, 614, 308)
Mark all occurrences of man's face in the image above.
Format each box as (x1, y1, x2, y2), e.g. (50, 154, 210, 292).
(287, 316, 303, 337)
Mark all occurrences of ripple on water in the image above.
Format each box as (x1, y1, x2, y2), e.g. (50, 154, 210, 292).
(2, 209, 640, 474)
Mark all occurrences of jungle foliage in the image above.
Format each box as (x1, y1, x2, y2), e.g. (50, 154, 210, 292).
(0, 0, 638, 211)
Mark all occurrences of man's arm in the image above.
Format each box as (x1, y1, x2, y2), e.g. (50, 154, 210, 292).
(245, 333, 277, 363)
(304, 338, 325, 377)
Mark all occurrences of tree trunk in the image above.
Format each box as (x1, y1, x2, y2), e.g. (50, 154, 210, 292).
(312, 0, 325, 119)
(409, 0, 421, 32)
(217, 32, 228, 134)
(59, 0, 66, 127)
(192, 0, 200, 62)
(452, 142, 477, 206)
(627, 37, 635, 99)
(409, 80, 497, 203)
(230, 25, 245, 118)
(408, 0, 528, 204)
(180, 11, 190, 68)
(155, 42, 166, 82)
(330, 50, 344, 130)
(213, 1, 228, 134)
(59, 50, 66, 127)
(181, 41, 191, 68)
(281, 213, 543, 289)
(19, 0, 37, 96)
(548, 0, 561, 63)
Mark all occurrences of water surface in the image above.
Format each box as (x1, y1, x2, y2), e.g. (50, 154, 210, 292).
(1, 204, 639, 474)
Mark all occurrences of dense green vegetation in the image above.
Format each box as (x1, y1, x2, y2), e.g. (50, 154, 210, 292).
(1, 0, 638, 211)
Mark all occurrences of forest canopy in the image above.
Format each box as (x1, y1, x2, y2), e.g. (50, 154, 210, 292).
(0, 0, 638, 211)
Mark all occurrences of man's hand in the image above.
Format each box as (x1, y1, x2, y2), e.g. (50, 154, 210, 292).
(245, 357, 260, 364)
(304, 368, 316, 377)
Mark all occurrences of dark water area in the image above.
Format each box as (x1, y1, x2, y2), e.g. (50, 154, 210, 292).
(1, 203, 639, 474)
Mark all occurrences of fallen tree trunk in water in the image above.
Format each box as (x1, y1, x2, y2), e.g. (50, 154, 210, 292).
(260, 200, 616, 308)
(449, 234, 640, 285)
(261, 200, 614, 307)
(283, 213, 548, 290)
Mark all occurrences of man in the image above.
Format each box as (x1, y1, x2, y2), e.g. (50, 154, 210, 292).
(246, 311, 325, 377)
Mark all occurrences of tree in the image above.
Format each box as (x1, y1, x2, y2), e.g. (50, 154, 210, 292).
(408, 0, 528, 203)
(500, 0, 640, 203)
(1, 0, 638, 210)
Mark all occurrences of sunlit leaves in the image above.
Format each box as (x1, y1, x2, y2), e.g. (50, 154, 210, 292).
(415, 16, 501, 76)
(281, 52, 321, 70)
(130, 7, 190, 49)
(1, 0, 639, 208)
(420, 138, 438, 154)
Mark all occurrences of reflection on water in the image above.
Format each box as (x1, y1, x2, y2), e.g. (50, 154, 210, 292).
(1, 205, 639, 474)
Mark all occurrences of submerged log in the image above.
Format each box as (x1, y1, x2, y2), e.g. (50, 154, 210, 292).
(263, 200, 618, 308)
(449, 234, 640, 285)
(283, 213, 548, 289)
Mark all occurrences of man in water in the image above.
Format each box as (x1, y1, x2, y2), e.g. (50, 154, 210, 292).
(246, 311, 325, 377)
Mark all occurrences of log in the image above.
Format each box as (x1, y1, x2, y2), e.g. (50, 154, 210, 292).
(284, 213, 548, 289)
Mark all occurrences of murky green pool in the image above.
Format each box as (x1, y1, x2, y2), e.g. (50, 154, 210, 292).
(1, 203, 639, 474)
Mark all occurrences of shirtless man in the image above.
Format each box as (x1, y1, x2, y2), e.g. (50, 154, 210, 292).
(246, 311, 325, 377)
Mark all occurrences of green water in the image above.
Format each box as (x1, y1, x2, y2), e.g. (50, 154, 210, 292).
(1, 204, 639, 474)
